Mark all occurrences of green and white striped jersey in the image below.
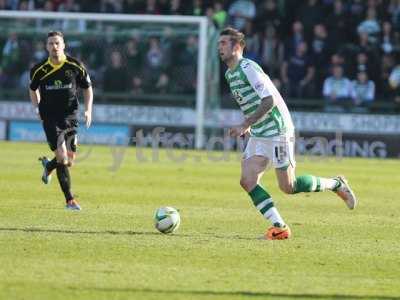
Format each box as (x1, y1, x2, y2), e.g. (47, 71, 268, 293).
(225, 58, 294, 137)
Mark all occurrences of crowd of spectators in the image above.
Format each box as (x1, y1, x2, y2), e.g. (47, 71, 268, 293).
(1, 0, 400, 112)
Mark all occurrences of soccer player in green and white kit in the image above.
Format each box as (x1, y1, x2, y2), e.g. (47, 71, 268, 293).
(218, 27, 357, 240)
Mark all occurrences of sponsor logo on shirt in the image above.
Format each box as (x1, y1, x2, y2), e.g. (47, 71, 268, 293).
(255, 82, 264, 92)
(242, 61, 250, 69)
(45, 80, 72, 90)
(65, 70, 73, 78)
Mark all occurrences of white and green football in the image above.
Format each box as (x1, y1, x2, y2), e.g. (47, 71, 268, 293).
(154, 207, 181, 234)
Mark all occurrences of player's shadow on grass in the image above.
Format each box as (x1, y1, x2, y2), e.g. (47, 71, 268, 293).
(0, 227, 258, 240)
(0, 227, 163, 237)
(68, 287, 400, 300)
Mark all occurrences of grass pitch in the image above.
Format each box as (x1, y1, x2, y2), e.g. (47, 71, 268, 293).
(0, 141, 399, 300)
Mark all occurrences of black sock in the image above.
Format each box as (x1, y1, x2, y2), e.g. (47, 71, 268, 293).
(56, 164, 74, 202)
(46, 157, 57, 173)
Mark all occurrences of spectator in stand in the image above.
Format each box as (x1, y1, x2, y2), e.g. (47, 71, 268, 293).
(388, 64, 400, 106)
(48, 0, 64, 10)
(155, 73, 170, 93)
(281, 41, 315, 98)
(143, 37, 170, 92)
(212, 1, 227, 29)
(325, 0, 350, 52)
(0, 0, 9, 10)
(144, 37, 166, 70)
(18, 0, 33, 10)
(33, 0, 45, 9)
(349, 51, 374, 80)
(366, 0, 386, 19)
(259, 25, 284, 79)
(190, 0, 203, 16)
(357, 7, 381, 44)
(311, 24, 332, 95)
(58, 0, 86, 32)
(323, 65, 352, 111)
(284, 20, 305, 57)
(1, 32, 20, 88)
(350, 71, 375, 112)
(378, 53, 396, 99)
(159, 26, 174, 61)
(80, 35, 105, 75)
(125, 37, 143, 76)
(348, 0, 366, 42)
(206, 6, 216, 28)
(58, 0, 80, 12)
(103, 49, 129, 93)
(243, 20, 261, 64)
(174, 35, 197, 93)
(169, 0, 185, 15)
(0, 67, 5, 89)
(297, 0, 325, 42)
(124, 37, 144, 96)
(100, 0, 122, 13)
(353, 29, 381, 83)
(130, 75, 144, 95)
(43, 0, 55, 11)
(227, 0, 256, 30)
(254, 0, 282, 34)
(380, 21, 396, 54)
(389, 0, 400, 31)
(354, 31, 379, 60)
(348, 0, 366, 24)
(32, 40, 47, 62)
(9, 0, 22, 10)
(124, 36, 144, 95)
(330, 53, 346, 68)
(144, 0, 160, 14)
(35, 0, 59, 29)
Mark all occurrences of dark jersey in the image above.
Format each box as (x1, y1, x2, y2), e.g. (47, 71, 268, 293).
(30, 55, 91, 119)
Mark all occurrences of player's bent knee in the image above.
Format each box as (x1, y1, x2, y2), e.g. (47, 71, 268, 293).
(56, 154, 68, 165)
(240, 177, 257, 192)
(67, 152, 75, 167)
(57, 158, 68, 165)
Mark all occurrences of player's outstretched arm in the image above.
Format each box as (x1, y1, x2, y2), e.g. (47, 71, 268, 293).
(83, 86, 93, 128)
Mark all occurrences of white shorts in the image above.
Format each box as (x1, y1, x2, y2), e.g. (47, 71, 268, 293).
(243, 134, 296, 169)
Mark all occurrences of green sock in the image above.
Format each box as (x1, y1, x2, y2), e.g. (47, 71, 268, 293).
(293, 175, 321, 193)
(248, 185, 285, 225)
(293, 175, 340, 193)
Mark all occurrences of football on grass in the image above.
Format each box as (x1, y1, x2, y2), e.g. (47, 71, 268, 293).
(154, 207, 181, 234)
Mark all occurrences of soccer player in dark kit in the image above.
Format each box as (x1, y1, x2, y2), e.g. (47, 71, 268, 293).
(29, 31, 93, 210)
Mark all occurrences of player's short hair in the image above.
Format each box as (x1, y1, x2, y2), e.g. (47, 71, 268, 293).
(220, 27, 245, 48)
(47, 31, 64, 39)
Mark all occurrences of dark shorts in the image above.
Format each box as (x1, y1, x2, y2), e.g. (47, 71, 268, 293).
(42, 117, 78, 152)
